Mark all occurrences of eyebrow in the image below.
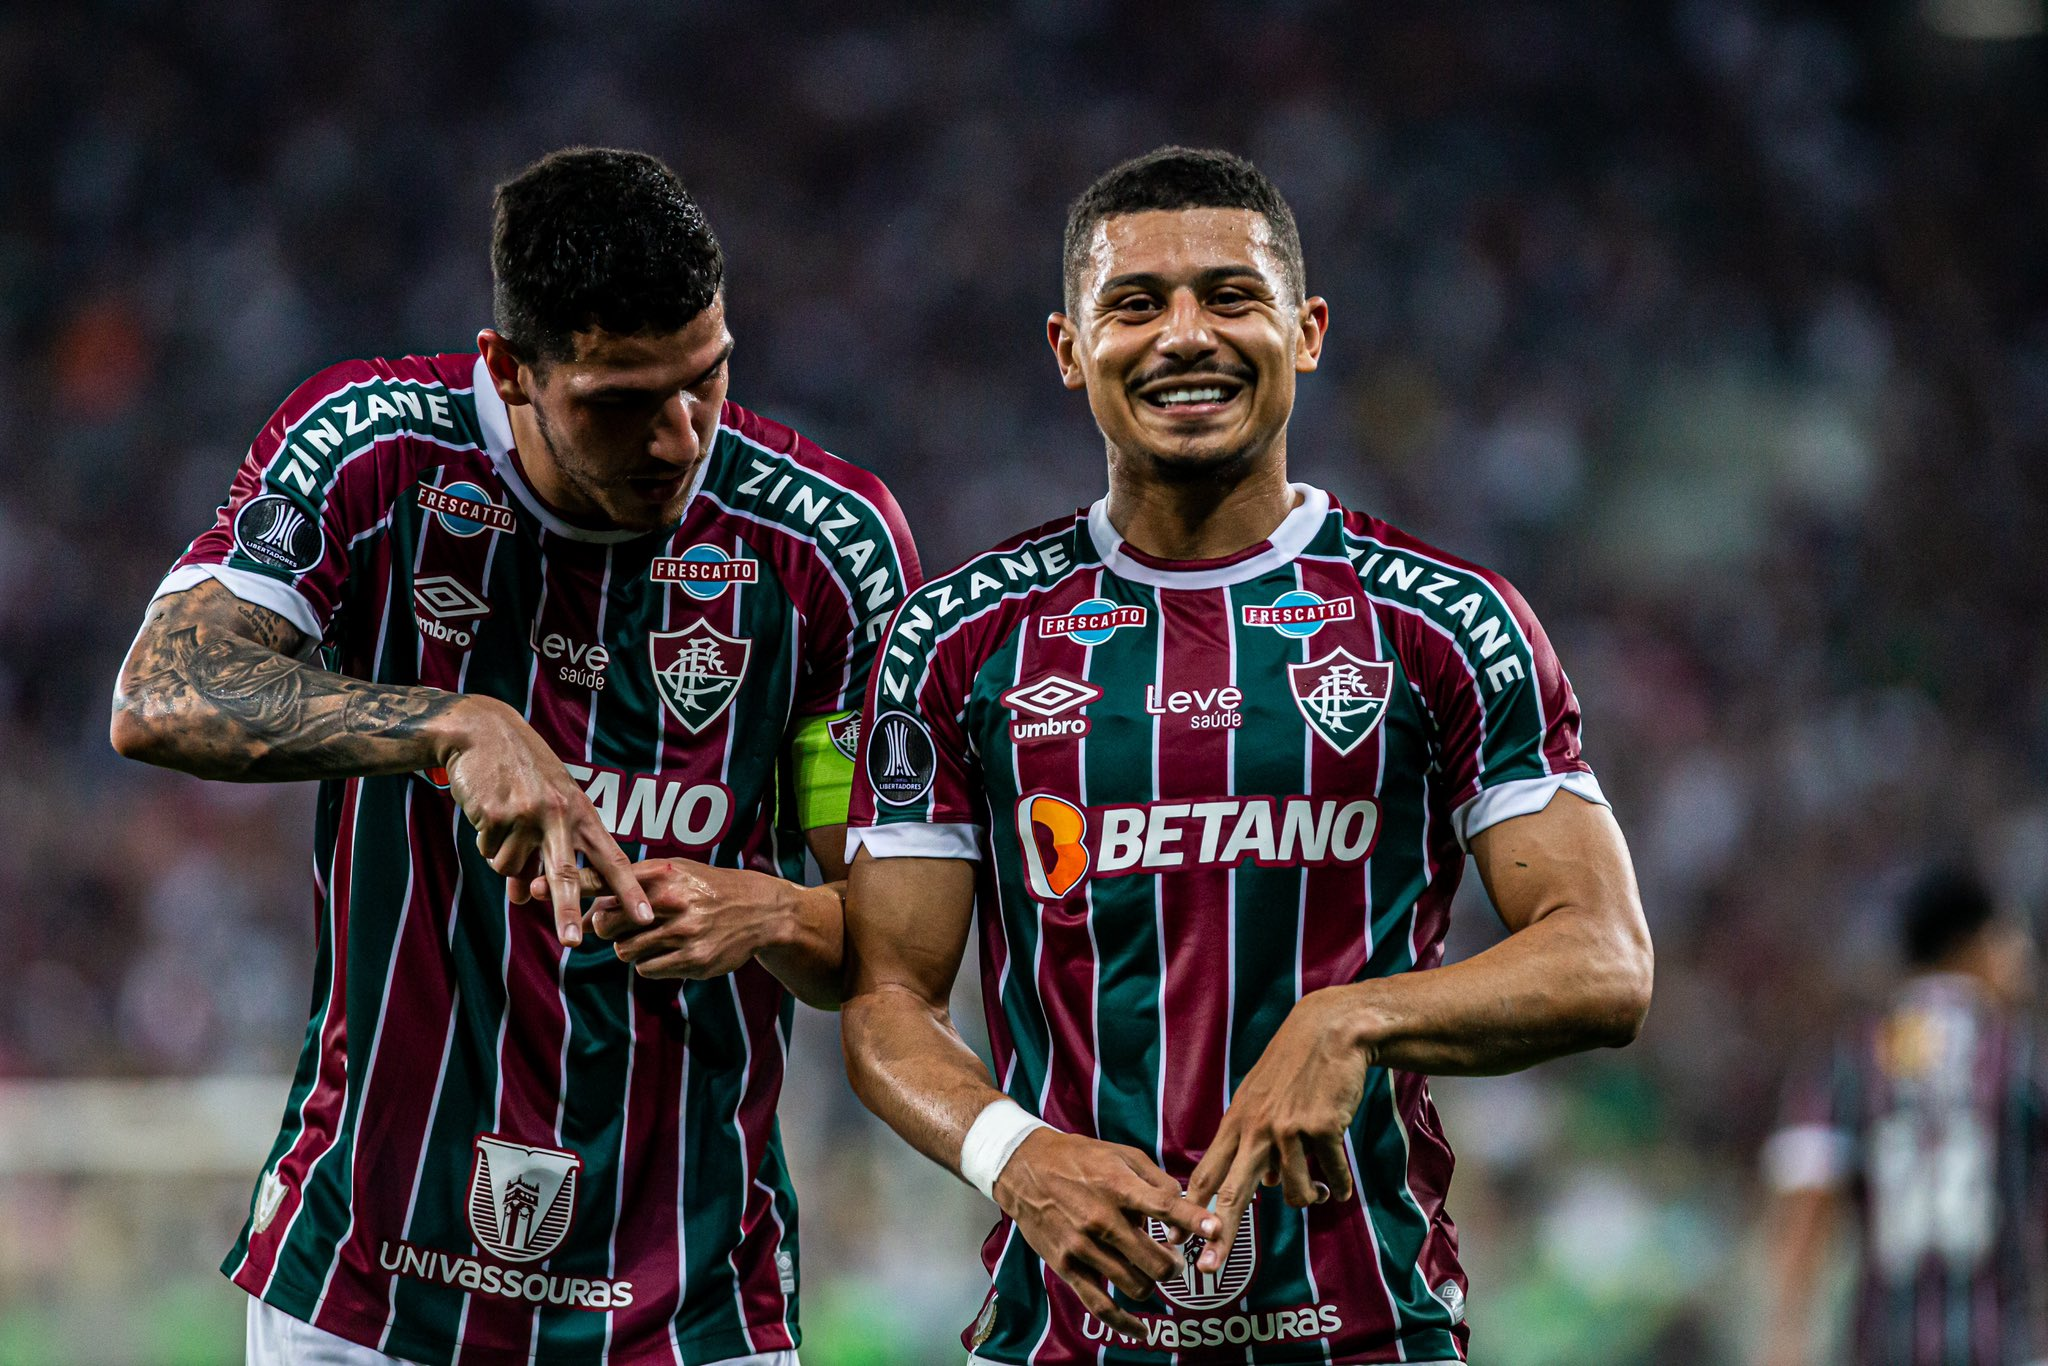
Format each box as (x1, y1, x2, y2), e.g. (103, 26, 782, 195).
(577, 341, 735, 399)
(1095, 264, 1269, 296)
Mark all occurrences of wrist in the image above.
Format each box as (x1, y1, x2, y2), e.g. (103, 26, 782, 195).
(425, 692, 495, 767)
(1317, 983, 1392, 1063)
(961, 1098, 1052, 1203)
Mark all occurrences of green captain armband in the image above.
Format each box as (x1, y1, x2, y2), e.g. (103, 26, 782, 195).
(788, 710, 863, 829)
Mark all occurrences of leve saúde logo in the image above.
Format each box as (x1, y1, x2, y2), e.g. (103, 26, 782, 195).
(1287, 650, 1394, 756)
(648, 620, 750, 733)
(467, 1135, 582, 1264)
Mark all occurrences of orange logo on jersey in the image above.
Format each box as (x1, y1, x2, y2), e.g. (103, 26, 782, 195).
(1018, 794, 1090, 900)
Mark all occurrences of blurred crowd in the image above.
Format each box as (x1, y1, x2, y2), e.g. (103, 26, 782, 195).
(4, 1, 2047, 1360)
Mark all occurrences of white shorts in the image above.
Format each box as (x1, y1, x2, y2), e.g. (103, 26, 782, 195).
(246, 1296, 800, 1366)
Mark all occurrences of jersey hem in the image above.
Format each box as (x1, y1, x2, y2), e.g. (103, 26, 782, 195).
(969, 1355, 1463, 1365)
(1452, 769, 1605, 849)
(846, 822, 982, 863)
(154, 562, 324, 640)
(233, 1269, 796, 1366)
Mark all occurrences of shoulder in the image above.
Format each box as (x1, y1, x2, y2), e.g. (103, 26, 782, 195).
(872, 511, 1091, 706)
(256, 353, 487, 501)
(1333, 503, 1548, 674)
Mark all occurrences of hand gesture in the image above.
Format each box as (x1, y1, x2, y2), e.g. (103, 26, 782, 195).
(440, 695, 650, 947)
(993, 1129, 1218, 1337)
(543, 858, 795, 980)
(1186, 987, 1367, 1276)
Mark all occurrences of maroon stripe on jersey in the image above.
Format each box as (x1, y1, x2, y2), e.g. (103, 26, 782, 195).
(1009, 576, 1103, 1141)
(726, 967, 797, 1349)
(605, 981, 686, 1356)
(1293, 560, 1402, 1346)
(236, 776, 361, 1296)
(1153, 585, 1235, 1174)
(1394, 1071, 1464, 1315)
(314, 789, 461, 1334)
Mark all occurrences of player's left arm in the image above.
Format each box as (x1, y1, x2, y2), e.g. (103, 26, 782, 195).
(1188, 792, 1651, 1269)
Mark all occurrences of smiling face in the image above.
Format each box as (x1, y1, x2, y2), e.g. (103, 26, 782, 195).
(481, 297, 732, 533)
(1050, 208, 1326, 484)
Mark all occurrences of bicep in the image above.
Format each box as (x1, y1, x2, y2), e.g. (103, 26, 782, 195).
(845, 849, 976, 1007)
(120, 577, 311, 689)
(1468, 789, 1643, 936)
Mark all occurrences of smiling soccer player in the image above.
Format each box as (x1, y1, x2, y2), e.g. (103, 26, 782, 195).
(839, 146, 1652, 1364)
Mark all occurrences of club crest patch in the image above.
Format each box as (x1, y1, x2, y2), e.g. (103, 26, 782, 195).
(1145, 1202, 1257, 1309)
(233, 493, 324, 574)
(828, 712, 862, 761)
(648, 620, 751, 733)
(1288, 649, 1394, 755)
(467, 1135, 581, 1264)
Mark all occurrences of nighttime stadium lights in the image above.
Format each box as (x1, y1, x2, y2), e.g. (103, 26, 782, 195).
(1922, 0, 2046, 38)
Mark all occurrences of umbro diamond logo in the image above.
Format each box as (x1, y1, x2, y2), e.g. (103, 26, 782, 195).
(1000, 674, 1101, 743)
(413, 576, 492, 621)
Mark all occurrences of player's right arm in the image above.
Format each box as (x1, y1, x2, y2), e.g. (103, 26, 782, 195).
(840, 849, 1217, 1337)
(1755, 1048, 1856, 1366)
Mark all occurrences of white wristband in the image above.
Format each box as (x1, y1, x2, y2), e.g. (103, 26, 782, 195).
(959, 1098, 1051, 1201)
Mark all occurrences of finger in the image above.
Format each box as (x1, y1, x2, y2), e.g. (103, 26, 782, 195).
(1117, 1154, 1219, 1244)
(1198, 1143, 1268, 1274)
(1058, 1246, 1147, 1338)
(541, 826, 583, 948)
(1094, 1201, 1179, 1283)
(590, 900, 643, 941)
(580, 825, 653, 925)
(1306, 1131, 1353, 1205)
(629, 949, 717, 980)
(1275, 1132, 1321, 1208)
(1185, 1118, 1240, 1210)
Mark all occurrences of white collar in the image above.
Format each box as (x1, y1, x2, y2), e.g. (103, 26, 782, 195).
(468, 354, 707, 545)
(1087, 483, 1330, 589)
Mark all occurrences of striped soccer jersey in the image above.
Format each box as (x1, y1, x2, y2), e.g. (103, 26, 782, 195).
(848, 484, 1604, 1365)
(158, 352, 917, 1366)
(1768, 976, 2048, 1365)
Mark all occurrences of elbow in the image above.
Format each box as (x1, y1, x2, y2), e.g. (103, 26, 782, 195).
(1597, 932, 1655, 1050)
(109, 696, 164, 764)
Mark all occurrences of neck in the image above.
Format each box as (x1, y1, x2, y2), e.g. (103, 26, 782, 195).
(1103, 442, 1298, 561)
(507, 404, 608, 526)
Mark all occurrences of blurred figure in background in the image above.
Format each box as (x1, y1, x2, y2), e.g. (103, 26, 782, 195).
(1761, 867, 2043, 1366)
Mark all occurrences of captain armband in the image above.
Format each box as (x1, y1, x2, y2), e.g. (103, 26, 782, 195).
(788, 710, 863, 829)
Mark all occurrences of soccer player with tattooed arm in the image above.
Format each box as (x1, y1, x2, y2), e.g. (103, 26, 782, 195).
(110, 148, 916, 1366)
(839, 147, 1653, 1364)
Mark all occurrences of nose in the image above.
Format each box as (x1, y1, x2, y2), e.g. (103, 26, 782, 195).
(648, 389, 704, 468)
(1155, 287, 1217, 363)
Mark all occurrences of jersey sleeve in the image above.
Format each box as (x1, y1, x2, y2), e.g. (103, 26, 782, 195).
(1404, 564, 1606, 848)
(844, 586, 984, 864)
(780, 456, 920, 830)
(154, 360, 403, 641)
(1763, 1040, 1860, 1192)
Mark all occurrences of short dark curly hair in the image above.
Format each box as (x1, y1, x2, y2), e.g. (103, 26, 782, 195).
(491, 147, 724, 364)
(1901, 864, 1997, 967)
(1062, 146, 1304, 314)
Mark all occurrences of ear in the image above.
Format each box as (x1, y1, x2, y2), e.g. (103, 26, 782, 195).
(1046, 312, 1087, 391)
(1294, 298, 1330, 375)
(476, 330, 535, 407)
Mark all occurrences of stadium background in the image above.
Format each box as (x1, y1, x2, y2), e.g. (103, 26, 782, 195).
(3, 1, 2046, 1361)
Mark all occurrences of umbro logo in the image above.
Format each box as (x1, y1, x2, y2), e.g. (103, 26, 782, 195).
(414, 576, 492, 621)
(1000, 674, 1101, 742)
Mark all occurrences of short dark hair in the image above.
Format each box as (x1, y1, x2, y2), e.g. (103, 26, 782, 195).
(1062, 146, 1305, 314)
(1902, 864, 1997, 967)
(491, 147, 723, 364)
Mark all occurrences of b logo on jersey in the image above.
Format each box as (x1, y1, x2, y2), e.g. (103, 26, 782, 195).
(467, 1135, 581, 1264)
(1288, 650, 1394, 756)
(648, 621, 750, 733)
(1001, 674, 1102, 742)
(1243, 590, 1354, 638)
(233, 493, 324, 574)
(418, 481, 515, 536)
(1038, 598, 1145, 645)
(1018, 794, 1090, 899)
(650, 545, 757, 600)
(1146, 1203, 1256, 1309)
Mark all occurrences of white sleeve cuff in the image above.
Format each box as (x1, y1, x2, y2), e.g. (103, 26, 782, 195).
(153, 563, 324, 641)
(846, 823, 983, 864)
(1453, 770, 1608, 849)
(1762, 1124, 1854, 1192)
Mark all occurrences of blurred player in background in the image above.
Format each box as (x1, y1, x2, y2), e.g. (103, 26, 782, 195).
(109, 147, 916, 1365)
(838, 146, 1653, 1363)
(1762, 867, 2045, 1366)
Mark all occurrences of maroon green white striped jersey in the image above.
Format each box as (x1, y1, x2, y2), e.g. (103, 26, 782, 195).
(848, 485, 1602, 1365)
(158, 352, 917, 1366)
(1767, 976, 2048, 1365)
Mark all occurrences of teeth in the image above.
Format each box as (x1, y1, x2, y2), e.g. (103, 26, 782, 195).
(1155, 387, 1228, 405)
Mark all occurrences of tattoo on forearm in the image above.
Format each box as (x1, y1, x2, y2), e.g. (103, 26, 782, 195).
(115, 583, 460, 781)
